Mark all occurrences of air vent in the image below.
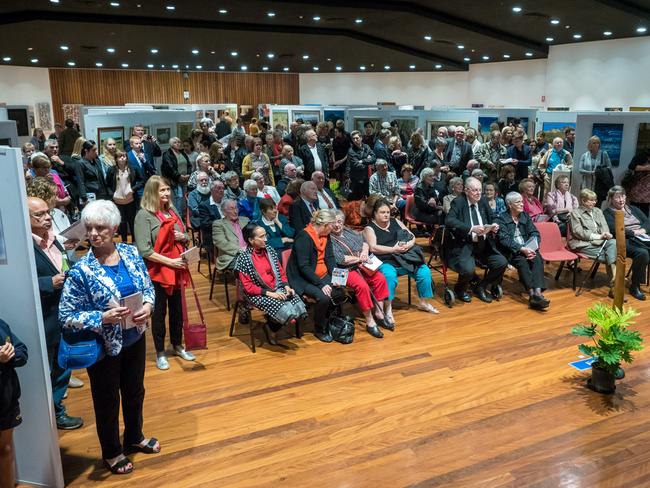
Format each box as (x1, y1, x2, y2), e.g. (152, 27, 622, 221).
(434, 39, 455, 46)
(524, 12, 549, 19)
(72, 0, 103, 6)
(80, 45, 99, 51)
(324, 17, 346, 22)
(277, 53, 295, 59)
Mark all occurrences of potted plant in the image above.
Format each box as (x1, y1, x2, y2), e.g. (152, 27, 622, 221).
(571, 302, 643, 394)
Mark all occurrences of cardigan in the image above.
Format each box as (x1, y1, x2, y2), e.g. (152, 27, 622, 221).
(285, 229, 336, 295)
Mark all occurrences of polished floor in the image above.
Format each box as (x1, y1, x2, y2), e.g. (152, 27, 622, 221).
(58, 251, 650, 487)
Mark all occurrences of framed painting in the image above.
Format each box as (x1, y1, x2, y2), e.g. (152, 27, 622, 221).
(507, 116, 529, 136)
(592, 123, 623, 167)
(636, 123, 650, 155)
(323, 109, 345, 124)
(97, 126, 125, 151)
(292, 110, 320, 125)
(271, 110, 289, 131)
(36, 102, 52, 131)
(7, 108, 29, 136)
(427, 120, 469, 140)
(541, 122, 576, 144)
(353, 117, 382, 134)
(393, 117, 418, 143)
(176, 122, 193, 142)
(153, 125, 172, 148)
(478, 116, 499, 138)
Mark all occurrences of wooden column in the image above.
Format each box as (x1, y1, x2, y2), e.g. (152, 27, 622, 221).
(613, 209, 626, 309)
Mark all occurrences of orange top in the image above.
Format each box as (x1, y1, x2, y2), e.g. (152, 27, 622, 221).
(304, 223, 328, 278)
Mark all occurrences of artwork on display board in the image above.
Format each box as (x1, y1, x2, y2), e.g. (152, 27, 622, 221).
(7, 108, 29, 136)
(239, 105, 255, 124)
(323, 109, 345, 124)
(541, 122, 576, 143)
(630, 107, 650, 112)
(292, 110, 320, 125)
(393, 118, 418, 143)
(547, 107, 570, 111)
(604, 107, 623, 112)
(271, 110, 289, 131)
(97, 127, 125, 151)
(353, 117, 382, 134)
(36, 102, 52, 131)
(478, 116, 499, 137)
(507, 116, 529, 136)
(0, 139, 11, 147)
(195, 110, 204, 125)
(62, 104, 82, 125)
(0, 209, 6, 265)
(426, 120, 469, 140)
(636, 123, 650, 155)
(176, 122, 194, 142)
(592, 123, 624, 167)
(154, 126, 172, 147)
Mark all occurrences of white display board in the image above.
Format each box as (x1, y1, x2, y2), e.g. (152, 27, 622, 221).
(0, 146, 64, 487)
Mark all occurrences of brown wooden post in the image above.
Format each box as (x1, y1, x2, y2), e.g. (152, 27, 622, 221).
(614, 209, 626, 310)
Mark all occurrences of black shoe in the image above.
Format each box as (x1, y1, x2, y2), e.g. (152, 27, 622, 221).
(608, 288, 629, 301)
(57, 414, 83, 430)
(376, 316, 395, 331)
(238, 309, 251, 324)
(474, 286, 493, 303)
(366, 325, 384, 338)
(630, 286, 646, 301)
(455, 286, 472, 303)
(529, 295, 549, 310)
(314, 328, 333, 343)
(615, 367, 625, 380)
(262, 322, 278, 346)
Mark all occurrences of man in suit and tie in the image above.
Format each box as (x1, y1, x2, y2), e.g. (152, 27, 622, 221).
(289, 181, 320, 232)
(445, 126, 474, 175)
(212, 199, 249, 271)
(198, 179, 226, 250)
(127, 136, 157, 197)
(445, 177, 507, 303)
(298, 129, 329, 182)
(28, 197, 83, 430)
(312, 171, 338, 210)
(125, 124, 162, 168)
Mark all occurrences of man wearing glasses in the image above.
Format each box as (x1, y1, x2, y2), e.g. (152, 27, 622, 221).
(445, 177, 508, 303)
(28, 197, 83, 430)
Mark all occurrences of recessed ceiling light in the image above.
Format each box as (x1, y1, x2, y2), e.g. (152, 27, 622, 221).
(67, 61, 75, 66)
(359, 65, 366, 70)
(161, 64, 165, 68)
(482, 55, 490, 60)
(218, 65, 225, 70)
(218, 9, 227, 14)
(550, 19, 560, 25)
(185, 64, 189, 68)
(336, 66, 342, 71)
(525, 52, 533, 56)
(110, 1, 120, 6)
(196, 65, 202, 69)
(313, 66, 319, 71)
(267, 53, 275, 59)
(384, 65, 390, 70)
(327, 58, 331, 61)
(150, 48, 158, 54)
(435, 64, 442, 69)
(2, 57, 11, 62)
(302, 54, 309, 59)
(50, 0, 59, 3)
(546, 37, 554, 42)
(409, 64, 415, 69)
(230, 51, 238, 56)
(603, 31, 613, 36)
(30, 58, 38, 63)
(27, 47, 33, 51)
(267, 11, 275, 17)
(424, 35, 432, 41)
(463, 57, 470, 62)
(60, 45, 69, 51)
(637, 26, 647, 33)
(95, 62, 103, 67)
(127, 49, 132, 53)
(241, 65, 248, 70)
(313, 15, 321, 21)
(107, 47, 115, 53)
(165, 5, 175, 10)
(512, 6, 522, 13)
(262, 66, 269, 71)
(147, 64, 154, 68)
(283, 67, 289, 71)
(457, 44, 465, 49)
(503, 54, 511, 59)
(172, 64, 179, 68)
(191, 49, 199, 54)
(355, 18, 363, 24)
(573, 33, 582, 39)
(121, 63, 129, 67)
(210, 50, 215, 54)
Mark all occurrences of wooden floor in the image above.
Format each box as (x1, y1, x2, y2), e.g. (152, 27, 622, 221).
(58, 246, 650, 488)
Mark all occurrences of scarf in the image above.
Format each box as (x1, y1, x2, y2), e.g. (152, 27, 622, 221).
(234, 246, 283, 291)
(148, 209, 186, 295)
(304, 223, 328, 278)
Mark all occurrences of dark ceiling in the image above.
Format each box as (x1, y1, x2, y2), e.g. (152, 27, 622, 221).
(0, 0, 649, 72)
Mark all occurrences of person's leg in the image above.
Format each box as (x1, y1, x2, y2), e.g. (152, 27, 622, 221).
(511, 254, 533, 290)
(125, 201, 138, 243)
(628, 244, 648, 299)
(168, 288, 184, 348)
(483, 251, 508, 288)
(49, 342, 74, 424)
(413, 264, 438, 312)
(120, 335, 147, 448)
(87, 355, 123, 460)
(151, 283, 169, 353)
(302, 283, 332, 341)
(379, 263, 398, 301)
(117, 203, 128, 242)
(366, 271, 389, 319)
(0, 428, 15, 488)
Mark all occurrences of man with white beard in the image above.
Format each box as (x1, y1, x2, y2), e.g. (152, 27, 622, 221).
(187, 171, 211, 230)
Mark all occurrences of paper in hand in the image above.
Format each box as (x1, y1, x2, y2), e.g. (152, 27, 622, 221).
(120, 292, 144, 330)
(181, 246, 201, 265)
(60, 219, 86, 244)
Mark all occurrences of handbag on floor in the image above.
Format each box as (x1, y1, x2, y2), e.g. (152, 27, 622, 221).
(181, 272, 208, 350)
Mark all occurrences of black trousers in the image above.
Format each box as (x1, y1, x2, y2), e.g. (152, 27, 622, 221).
(628, 241, 650, 287)
(349, 178, 369, 201)
(453, 240, 507, 291)
(511, 253, 545, 291)
(87, 335, 146, 460)
(302, 283, 332, 332)
(116, 200, 137, 243)
(152, 282, 183, 352)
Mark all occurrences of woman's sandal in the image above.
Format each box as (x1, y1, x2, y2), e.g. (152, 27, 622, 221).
(103, 456, 133, 475)
(124, 437, 161, 455)
(417, 303, 440, 314)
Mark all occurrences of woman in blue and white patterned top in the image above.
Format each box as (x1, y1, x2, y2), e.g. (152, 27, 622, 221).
(59, 200, 158, 475)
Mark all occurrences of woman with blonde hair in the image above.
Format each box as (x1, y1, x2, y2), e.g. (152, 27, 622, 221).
(406, 132, 430, 175)
(578, 135, 611, 190)
(134, 176, 193, 370)
(100, 137, 117, 173)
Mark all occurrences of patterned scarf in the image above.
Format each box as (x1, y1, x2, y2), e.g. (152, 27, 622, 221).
(234, 246, 284, 291)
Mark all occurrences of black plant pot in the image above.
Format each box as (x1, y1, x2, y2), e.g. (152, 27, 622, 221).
(587, 363, 616, 394)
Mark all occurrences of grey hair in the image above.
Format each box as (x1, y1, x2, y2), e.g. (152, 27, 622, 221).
(464, 176, 481, 189)
(251, 171, 264, 180)
(169, 136, 181, 146)
(200, 117, 214, 127)
(435, 137, 447, 147)
(311, 209, 337, 225)
(210, 178, 225, 189)
(220, 198, 237, 213)
(448, 176, 463, 192)
(243, 179, 258, 191)
(81, 200, 121, 228)
(44, 139, 58, 149)
(505, 191, 523, 206)
(420, 167, 435, 181)
(375, 158, 388, 167)
(334, 209, 346, 220)
(223, 170, 238, 181)
(30, 151, 48, 163)
(607, 185, 625, 201)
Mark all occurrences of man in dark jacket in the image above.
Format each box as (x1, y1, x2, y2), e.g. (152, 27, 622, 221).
(58, 118, 80, 156)
(346, 130, 376, 200)
(125, 124, 163, 166)
(298, 129, 329, 182)
(289, 181, 319, 232)
(445, 126, 474, 174)
(373, 129, 392, 169)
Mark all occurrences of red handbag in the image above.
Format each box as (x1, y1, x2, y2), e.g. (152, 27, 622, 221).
(181, 272, 207, 350)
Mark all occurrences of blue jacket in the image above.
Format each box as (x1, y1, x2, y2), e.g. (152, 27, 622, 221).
(59, 243, 155, 356)
(253, 214, 295, 254)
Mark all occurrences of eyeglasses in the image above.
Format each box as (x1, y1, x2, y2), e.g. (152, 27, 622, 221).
(30, 210, 50, 220)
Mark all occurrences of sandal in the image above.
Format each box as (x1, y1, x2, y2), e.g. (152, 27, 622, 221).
(103, 456, 133, 475)
(417, 303, 440, 314)
(125, 437, 161, 455)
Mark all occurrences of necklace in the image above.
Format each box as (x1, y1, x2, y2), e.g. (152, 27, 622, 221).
(103, 260, 123, 284)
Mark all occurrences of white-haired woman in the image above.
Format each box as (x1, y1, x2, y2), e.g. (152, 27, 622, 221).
(161, 136, 191, 217)
(187, 152, 220, 191)
(59, 200, 158, 475)
(252, 171, 281, 203)
(238, 179, 263, 220)
(578, 135, 611, 191)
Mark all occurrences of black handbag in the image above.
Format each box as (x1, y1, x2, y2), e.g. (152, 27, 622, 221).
(328, 314, 356, 344)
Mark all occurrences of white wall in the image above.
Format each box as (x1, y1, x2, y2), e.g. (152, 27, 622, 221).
(468, 59, 546, 108)
(0, 66, 53, 138)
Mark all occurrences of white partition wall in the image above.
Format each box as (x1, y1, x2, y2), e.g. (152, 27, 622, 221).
(0, 146, 64, 487)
